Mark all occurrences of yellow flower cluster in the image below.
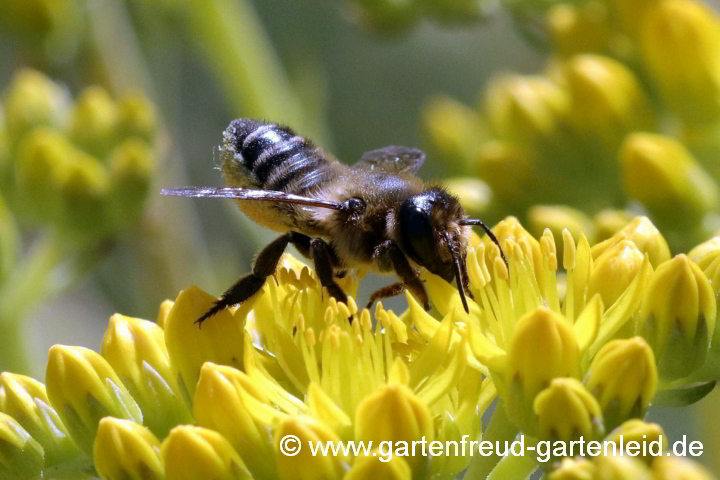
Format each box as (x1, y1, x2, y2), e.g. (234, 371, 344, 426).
(0, 217, 718, 479)
(424, 0, 720, 253)
(0, 69, 156, 243)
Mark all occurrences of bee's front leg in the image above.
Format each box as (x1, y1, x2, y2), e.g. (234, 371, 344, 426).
(372, 240, 430, 311)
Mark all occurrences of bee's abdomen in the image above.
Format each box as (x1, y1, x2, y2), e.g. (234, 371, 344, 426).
(223, 119, 331, 193)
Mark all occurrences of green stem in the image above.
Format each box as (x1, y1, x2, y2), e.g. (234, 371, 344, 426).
(184, 0, 309, 133)
(486, 451, 537, 480)
(464, 401, 519, 480)
(0, 234, 66, 374)
(0, 320, 29, 376)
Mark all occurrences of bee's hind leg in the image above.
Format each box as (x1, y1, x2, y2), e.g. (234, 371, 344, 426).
(196, 232, 300, 326)
(309, 238, 348, 306)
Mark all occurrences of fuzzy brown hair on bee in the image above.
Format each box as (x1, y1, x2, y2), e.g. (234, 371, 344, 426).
(163, 118, 506, 325)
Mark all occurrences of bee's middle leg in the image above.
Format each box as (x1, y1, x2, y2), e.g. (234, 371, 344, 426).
(372, 240, 430, 311)
(309, 238, 348, 305)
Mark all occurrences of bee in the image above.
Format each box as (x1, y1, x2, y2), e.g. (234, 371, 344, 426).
(163, 119, 506, 325)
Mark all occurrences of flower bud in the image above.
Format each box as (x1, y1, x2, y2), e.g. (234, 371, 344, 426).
(423, 96, 487, 169)
(101, 314, 193, 438)
(605, 419, 667, 462)
(636, 254, 716, 380)
(548, 2, 611, 57)
(443, 177, 492, 217)
(45, 345, 143, 453)
(591, 216, 670, 268)
(0, 411, 44, 480)
(688, 236, 720, 295)
(355, 383, 433, 469)
(533, 377, 603, 441)
(57, 150, 111, 235)
(640, 0, 720, 125)
(585, 337, 657, 431)
(163, 286, 247, 399)
(346, 454, 411, 480)
(504, 307, 580, 430)
(588, 240, 646, 309)
(346, 0, 419, 34)
(117, 92, 157, 142)
(549, 458, 595, 480)
(275, 417, 344, 480)
(108, 138, 154, 229)
(0, 196, 18, 284)
(0, 373, 81, 467)
(485, 74, 569, 145)
(595, 455, 651, 480)
(620, 133, 718, 224)
(13, 127, 74, 222)
(563, 55, 654, 149)
(193, 363, 274, 479)
(3, 69, 69, 145)
(93, 418, 163, 480)
(652, 455, 715, 480)
(69, 86, 118, 157)
(528, 205, 594, 255)
(473, 141, 537, 205)
(161, 425, 252, 480)
(593, 209, 633, 242)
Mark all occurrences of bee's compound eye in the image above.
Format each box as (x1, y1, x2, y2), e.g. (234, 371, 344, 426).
(345, 197, 366, 213)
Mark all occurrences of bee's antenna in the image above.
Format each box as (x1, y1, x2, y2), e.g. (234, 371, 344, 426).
(459, 219, 508, 267)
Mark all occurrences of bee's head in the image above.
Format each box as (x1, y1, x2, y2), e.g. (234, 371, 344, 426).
(397, 188, 471, 311)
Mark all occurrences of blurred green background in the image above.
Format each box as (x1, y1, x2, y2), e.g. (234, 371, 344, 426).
(0, 0, 719, 474)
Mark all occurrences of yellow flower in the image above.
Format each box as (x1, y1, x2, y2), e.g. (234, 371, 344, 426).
(161, 425, 252, 480)
(45, 345, 142, 453)
(592, 210, 633, 243)
(93, 418, 163, 480)
(533, 377, 603, 442)
(0, 372, 81, 467)
(585, 337, 657, 431)
(0, 411, 44, 480)
(101, 314, 193, 437)
(473, 141, 537, 207)
(636, 254, 716, 381)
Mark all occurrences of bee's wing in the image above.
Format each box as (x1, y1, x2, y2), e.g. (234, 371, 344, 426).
(353, 146, 425, 174)
(161, 187, 345, 210)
